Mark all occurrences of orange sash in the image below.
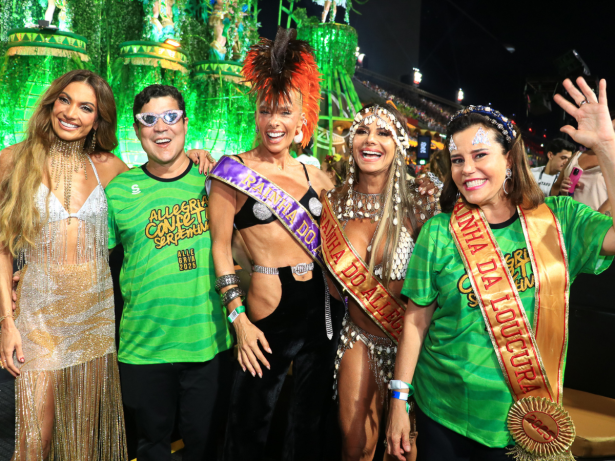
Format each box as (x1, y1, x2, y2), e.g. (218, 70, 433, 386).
(450, 200, 574, 461)
(320, 196, 405, 343)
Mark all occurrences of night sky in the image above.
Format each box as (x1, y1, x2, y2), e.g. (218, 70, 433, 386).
(258, 0, 615, 142)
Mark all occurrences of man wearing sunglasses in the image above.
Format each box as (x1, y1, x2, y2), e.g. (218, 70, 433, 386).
(105, 84, 234, 461)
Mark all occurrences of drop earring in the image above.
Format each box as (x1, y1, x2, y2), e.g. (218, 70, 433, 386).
(89, 130, 97, 154)
(503, 168, 512, 194)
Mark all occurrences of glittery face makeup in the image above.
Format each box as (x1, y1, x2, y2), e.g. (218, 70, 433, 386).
(450, 124, 510, 208)
(472, 126, 491, 146)
(449, 136, 458, 152)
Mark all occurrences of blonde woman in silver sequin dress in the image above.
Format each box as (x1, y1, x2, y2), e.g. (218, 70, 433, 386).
(324, 103, 441, 461)
(0, 70, 130, 460)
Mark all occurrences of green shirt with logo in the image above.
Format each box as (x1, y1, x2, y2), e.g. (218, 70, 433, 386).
(402, 196, 613, 448)
(106, 161, 233, 365)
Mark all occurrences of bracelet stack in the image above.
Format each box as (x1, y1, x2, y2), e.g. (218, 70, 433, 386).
(389, 380, 415, 413)
(221, 287, 245, 306)
(215, 274, 241, 292)
(215, 273, 246, 323)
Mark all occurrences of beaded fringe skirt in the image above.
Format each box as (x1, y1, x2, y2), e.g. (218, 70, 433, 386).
(14, 354, 127, 460)
(333, 313, 397, 401)
(9, 261, 127, 460)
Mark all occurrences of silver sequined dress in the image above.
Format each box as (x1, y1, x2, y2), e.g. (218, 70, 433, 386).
(10, 157, 127, 460)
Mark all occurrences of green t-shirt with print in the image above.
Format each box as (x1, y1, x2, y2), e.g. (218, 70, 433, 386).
(402, 196, 613, 448)
(106, 160, 233, 365)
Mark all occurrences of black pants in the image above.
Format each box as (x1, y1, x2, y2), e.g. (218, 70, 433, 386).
(120, 350, 231, 461)
(416, 404, 512, 461)
(224, 265, 344, 461)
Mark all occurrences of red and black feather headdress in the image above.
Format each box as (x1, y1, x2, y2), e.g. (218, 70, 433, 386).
(243, 27, 321, 148)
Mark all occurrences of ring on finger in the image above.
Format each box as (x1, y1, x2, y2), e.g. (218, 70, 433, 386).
(578, 99, 588, 106)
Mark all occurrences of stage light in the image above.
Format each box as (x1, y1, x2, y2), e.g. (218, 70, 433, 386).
(457, 89, 464, 102)
(164, 38, 181, 47)
(413, 68, 422, 86)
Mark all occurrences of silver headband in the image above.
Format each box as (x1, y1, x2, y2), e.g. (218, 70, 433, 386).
(348, 105, 411, 157)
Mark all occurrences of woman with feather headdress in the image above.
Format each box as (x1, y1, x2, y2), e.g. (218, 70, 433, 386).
(207, 28, 345, 461)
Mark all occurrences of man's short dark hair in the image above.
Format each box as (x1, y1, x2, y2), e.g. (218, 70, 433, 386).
(133, 84, 186, 123)
(547, 138, 576, 156)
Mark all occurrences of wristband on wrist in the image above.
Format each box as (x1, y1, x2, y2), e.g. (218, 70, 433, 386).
(391, 391, 409, 401)
(227, 305, 246, 324)
(388, 380, 414, 396)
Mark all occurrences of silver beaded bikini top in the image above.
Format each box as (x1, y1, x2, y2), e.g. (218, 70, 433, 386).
(328, 173, 442, 281)
(35, 156, 106, 226)
(374, 225, 414, 281)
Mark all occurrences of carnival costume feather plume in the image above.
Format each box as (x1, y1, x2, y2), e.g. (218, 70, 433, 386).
(243, 27, 321, 148)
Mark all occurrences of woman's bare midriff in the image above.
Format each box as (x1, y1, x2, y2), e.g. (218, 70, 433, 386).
(240, 218, 316, 323)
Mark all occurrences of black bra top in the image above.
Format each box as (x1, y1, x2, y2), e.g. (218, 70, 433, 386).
(234, 156, 321, 230)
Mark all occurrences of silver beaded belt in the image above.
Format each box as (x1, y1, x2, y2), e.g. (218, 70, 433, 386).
(252, 262, 315, 276)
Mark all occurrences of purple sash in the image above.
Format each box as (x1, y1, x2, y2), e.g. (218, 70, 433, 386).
(206, 156, 323, 267)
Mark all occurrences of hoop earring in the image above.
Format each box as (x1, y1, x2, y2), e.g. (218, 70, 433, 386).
(503, 168, 512, 195)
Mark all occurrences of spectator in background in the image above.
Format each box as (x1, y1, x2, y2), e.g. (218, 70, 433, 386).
(428, 148, 450, 182)
(296, 137, 321, 168)
(531, 138, 575, 196)
(551, 119, 615, 210)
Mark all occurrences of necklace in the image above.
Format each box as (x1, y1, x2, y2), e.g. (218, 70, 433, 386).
(49, 137, 88, 223)
(335, 189, 384, 222)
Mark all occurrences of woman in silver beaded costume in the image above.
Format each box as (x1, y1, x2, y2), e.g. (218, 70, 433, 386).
(324, 102, 441, 461)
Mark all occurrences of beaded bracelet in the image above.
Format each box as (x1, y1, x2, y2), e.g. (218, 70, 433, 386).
(221, 287, 245, 306)
(215, 274, 241, 293)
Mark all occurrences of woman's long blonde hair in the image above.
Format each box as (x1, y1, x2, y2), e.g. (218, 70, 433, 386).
(348, 103, 418, 289)
(0, 70, 118, 256)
